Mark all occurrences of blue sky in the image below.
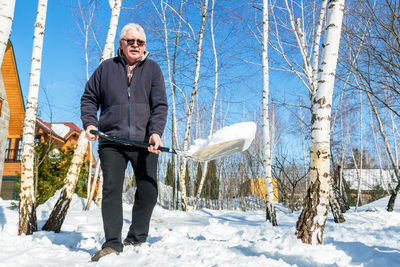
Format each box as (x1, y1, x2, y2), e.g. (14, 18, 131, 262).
(10, 1, 258, 127)
(8, 0, 311, 158)
(9, 1, 266, 130)
(10, 1, 110, 128)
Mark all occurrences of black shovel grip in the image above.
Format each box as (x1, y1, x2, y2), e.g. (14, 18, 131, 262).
(89, 129, 173, 153)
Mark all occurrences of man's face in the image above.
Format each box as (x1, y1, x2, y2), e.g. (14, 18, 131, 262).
(119, 29, 146, 65)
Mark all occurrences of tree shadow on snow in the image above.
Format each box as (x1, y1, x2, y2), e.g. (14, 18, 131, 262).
(0, 206, 6, 230)
(230, 239, 400, 267)
(325, 239, 400, 266)
(229, 244, 334, 267)
(31, 230, 98, 254)
(33, 213, 100, 255)
(197, 209, 263, 226)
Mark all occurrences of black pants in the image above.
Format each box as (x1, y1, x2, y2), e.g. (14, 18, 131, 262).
(99, 144, 158, 252)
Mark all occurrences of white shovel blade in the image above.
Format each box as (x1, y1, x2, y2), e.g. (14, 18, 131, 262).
(189, 138, 246, 162)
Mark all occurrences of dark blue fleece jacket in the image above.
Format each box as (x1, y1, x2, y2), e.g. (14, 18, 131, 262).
(80, 52, 168, 144)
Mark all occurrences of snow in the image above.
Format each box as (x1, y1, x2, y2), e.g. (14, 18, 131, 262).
(1, 193, 400, 266)
(187, 122, 257, 155)
(51, 124, 71, 138)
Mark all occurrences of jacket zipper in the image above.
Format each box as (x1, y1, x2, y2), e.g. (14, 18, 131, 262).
(127, 67, 136, 139)
(127, 85, 131, 139)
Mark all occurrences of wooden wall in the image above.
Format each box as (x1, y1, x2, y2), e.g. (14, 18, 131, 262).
(1, 41, 25, 139)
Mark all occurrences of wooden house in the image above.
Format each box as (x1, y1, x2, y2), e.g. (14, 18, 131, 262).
(241, 178, 279, 201)
(1, 40, 93, 200)
(1, 40, 25, 200)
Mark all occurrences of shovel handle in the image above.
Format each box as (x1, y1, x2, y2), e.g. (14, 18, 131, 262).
(89, 129, 174, 153)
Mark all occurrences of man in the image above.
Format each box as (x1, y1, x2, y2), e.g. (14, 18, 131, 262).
(81, 23, 168, 261)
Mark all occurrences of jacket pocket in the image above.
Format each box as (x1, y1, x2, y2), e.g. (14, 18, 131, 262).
(99, 104, 125, 136)
(132, 103, 150, 140)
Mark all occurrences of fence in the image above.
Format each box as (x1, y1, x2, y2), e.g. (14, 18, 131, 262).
(123, 183, 267, 211)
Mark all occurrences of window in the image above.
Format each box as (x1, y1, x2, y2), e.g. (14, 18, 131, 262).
(34, 135, 41, 143)
(4, 138, 11, 159)
(14, 138, 22, 161)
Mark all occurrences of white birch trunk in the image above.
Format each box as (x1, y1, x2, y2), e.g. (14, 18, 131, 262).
(311, 0, 327, 93)
(355, 90, 363, 210)
(178, 0, 209, 211)
(0, 0, 16, 194)
(86, 158, 101, 210)
(0, 0, 15, 64)
(75, 0, 96, 81)
(86, 142, 92, 205)
(364, 90, 400, 211)
(171, 1, 184, 210)
(389, 109, 399, 168)
(42, 131, 88, 232)
(100, 0, 121, 63)
(160, 0, 182, 209)
(262, 0, 277, 226)
(193, 0, 218, 210)
(296, 0, 345, 245)
(18, 0, 48, 235)
(95, 170, 103, 207)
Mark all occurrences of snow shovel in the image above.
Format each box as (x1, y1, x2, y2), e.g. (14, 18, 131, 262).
(89, 122, 256, 162)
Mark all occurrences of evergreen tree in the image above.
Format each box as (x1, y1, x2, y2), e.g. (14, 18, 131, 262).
(185, 163, 191, 197)
(201, 160, 218, 199)
(195, 163, 202, 196)
(207, 160, 219, 199)
(165, 159, 174, 187)
(34, 143, 88, 205)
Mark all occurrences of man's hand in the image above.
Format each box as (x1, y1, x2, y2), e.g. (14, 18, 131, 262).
(148, 133, 163, 154)
(85, 125, 98, 141)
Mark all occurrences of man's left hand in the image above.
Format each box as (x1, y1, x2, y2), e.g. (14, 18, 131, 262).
(148, 133, 163, 154)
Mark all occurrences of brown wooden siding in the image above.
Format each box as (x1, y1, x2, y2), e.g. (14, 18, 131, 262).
(3, 162, 21, 177)
(1, 41, 25, 137)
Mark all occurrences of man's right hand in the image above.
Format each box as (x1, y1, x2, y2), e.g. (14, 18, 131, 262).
(85, 125, 98, 141)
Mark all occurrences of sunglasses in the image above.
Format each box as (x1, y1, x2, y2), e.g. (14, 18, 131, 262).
(122, 38, 146, 47)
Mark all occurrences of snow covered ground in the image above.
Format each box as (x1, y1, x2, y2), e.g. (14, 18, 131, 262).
(1, 193, 400, 266)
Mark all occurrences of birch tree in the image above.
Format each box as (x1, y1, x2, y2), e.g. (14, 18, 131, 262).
(42, 131, 89, 232)
(85, 158, 101, 210)
(95, 170, 103, 207)
(296, 0, 345, 245)
(0, 0, 16, 194)
(18, 0, 48, 235)
(269, 0, 345, 223)
(0, 0, 15, 65)
(100, 0, 122, 62)
(261, 0, 277, 226)
(193, 0, 219, 210)
(86, 142, 93, 207)
(178, 0, 209, 211)
(73, 0, 97, 82)
(342, 0, 400, 210)
(158, 0, 184, 209)
(365, 89, 400, 212)
(42, 0, 122, 230)
(73, 0, 100, 208)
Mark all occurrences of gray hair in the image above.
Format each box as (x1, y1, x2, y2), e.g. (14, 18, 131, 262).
(120, 23, 146, 41)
